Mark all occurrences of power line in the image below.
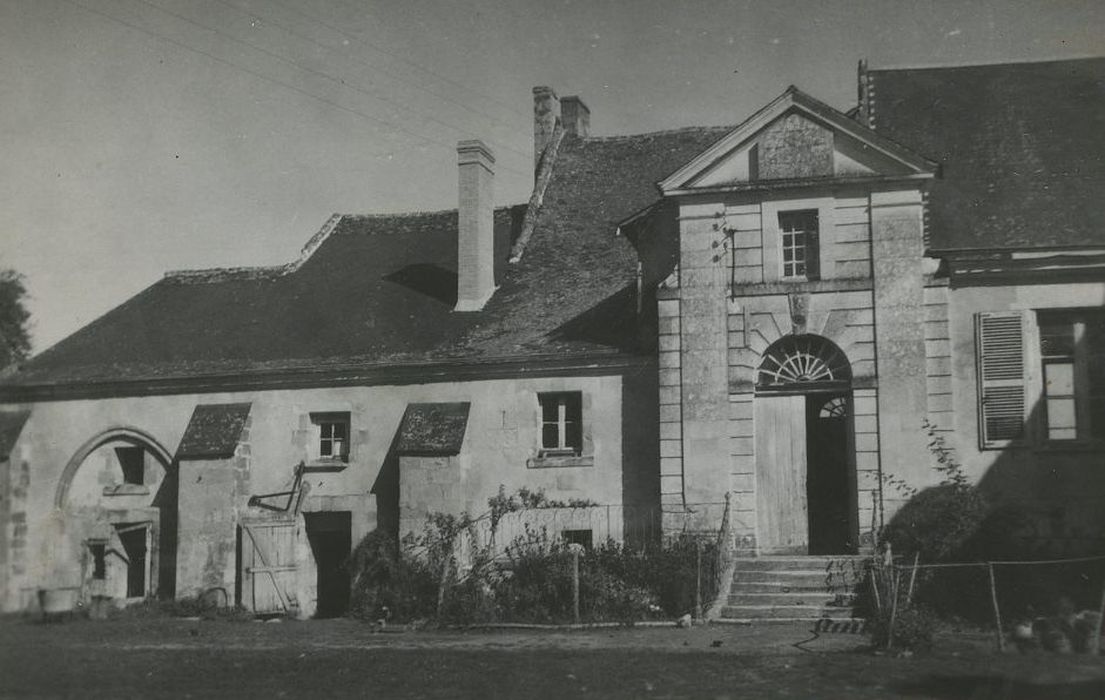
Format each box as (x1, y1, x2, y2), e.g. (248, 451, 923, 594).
(61, 0, 531, 179)
(216, 0, 530, 137)
(130, 0, 532, 163)
(268, 0, 532, 122)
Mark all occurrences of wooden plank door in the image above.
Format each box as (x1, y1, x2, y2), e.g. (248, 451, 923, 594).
(755, 394, 808, 553)
(240, 520, 298, 616)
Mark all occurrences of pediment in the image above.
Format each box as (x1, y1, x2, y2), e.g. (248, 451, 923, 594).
(659, 88, 936, 194)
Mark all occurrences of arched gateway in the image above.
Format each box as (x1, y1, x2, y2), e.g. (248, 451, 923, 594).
(754, 335, 858, 555)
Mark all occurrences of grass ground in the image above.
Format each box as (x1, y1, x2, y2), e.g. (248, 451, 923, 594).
(1, 614, 1103, 698)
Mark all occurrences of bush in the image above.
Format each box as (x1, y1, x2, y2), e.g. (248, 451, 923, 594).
(870, 606, 938, 652)
(347, 529, 439, 623)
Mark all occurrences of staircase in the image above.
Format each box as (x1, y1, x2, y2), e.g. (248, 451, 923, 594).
(717, 555, 868, 628)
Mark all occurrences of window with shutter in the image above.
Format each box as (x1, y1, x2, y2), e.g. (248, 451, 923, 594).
(976, 312, 1027, 448)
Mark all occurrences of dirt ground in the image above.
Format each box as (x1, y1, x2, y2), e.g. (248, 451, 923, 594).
(1, 614, 1104, 699)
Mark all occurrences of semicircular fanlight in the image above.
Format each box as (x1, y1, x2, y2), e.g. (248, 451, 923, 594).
(757, 335, 852, 389)
(818, 396, 850, 419)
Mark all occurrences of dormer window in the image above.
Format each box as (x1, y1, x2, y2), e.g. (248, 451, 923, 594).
(779, 210, 820, 280)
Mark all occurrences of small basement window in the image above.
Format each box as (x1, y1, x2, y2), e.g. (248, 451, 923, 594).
(562, 529, 593, 550)
(539, 392, 583, 456)
(115, 446, 145, 485)
(311, 413, 351, 462)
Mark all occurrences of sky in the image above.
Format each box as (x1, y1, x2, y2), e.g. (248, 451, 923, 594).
(1, 0, 1103, 352)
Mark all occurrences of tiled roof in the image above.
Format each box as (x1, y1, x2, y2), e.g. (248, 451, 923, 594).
(0, 409, 30, 460)
(396, 402, 471, 456)
(177, 403, 253, 459)
(2, 128, 725, 394)
(868, 58, 1105, 251)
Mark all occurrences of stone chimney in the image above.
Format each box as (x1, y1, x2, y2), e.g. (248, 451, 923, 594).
(454, 140, 496, 312)
(533, 86, 561, 172)
(560, 96, 590, 137)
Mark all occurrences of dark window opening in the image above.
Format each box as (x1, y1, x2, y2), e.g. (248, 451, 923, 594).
(562, 529, 593, 550)
(779, 209, 820, 280)
(89, 542, 106, 580)
(115, 446, 145, 485)
(539, 392, 583, 455)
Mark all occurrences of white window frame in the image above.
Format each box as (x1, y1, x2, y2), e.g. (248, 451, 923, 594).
(538, 392, 583, 456)
(779, 209, 819, 280)
(1037, 310, 1105, 444)
(310, 412, 351, 462)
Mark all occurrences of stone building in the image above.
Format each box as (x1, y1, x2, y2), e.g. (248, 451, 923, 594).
(1, 57, 1103, 616)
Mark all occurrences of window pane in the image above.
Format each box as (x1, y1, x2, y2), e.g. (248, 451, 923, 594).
(331, 422, 347, 440)
(564, 394, 582, 423)
(1089, 398, 1105, 440)
(1044, 362, 1075, 396)
(320, 423, 333, 439)
(320, 439, 333, 456)
(565, 420, 582, 452)
(1046, 397, 1077, 440)
(542, 424, 559, 449)
(1039, 318, 1075, 357)
(541, 397, 559, 422)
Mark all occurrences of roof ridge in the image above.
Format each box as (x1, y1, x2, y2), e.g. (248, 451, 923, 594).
(164, 214, 345, 284)
(869, 55, 1105, 73)
(581, 125, 732, 142)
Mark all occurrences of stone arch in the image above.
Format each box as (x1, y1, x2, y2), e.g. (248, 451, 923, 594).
(756, 334, 852, 392)
(55, 426, 174, 509)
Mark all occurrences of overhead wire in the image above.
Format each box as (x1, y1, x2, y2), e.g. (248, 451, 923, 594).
(268, 0, 532, 122)
(129, 0, 533, 165)
(59, 0, 533, 179)
(222, 0, 530, 135)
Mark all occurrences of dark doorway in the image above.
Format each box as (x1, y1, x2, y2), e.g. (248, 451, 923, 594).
(116, 525, 148, 598)
(305, 512, 352, 618)
(805, 393, 856, 555)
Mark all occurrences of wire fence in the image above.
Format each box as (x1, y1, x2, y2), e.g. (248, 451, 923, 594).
(460, 502, 731, 558)
(872, 552, 1105, 653)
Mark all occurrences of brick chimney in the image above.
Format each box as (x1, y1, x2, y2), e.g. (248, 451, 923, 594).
(454, 139, 496, 312)
(532, 86, 561, 172)
(560, 96, 590, 137)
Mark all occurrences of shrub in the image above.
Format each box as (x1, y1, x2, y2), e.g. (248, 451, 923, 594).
(870, 606, 938, 652)
(347, 529, 439, 623)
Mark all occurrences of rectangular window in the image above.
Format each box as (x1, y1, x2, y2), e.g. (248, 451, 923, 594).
(1038, 310, 1105, 442)
(311, 412, 351, 462)
(89, 542, 106, 580)
(115, 446, 145, 485)
(778, 210, 819, 280)
(539, 392, 583, 456)
(562, 529, 593, 550)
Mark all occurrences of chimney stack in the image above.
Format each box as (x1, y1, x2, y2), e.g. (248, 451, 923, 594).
(560, 96, 590, 137)
(532, 86, 561, 172)
(455, 139, 496, 312)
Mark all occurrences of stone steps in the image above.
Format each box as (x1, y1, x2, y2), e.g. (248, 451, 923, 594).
(717, 556, 868, 625)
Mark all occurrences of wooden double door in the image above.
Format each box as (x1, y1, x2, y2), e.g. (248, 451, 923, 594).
(754, 392, 857, 554)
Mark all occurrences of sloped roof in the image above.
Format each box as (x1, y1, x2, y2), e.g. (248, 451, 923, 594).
(868, 58, 1105, 251)
(2, 128, 726, 396)
(0, 409, 30, 460)
(177, 403, 252, 460)
(396, 402, 471, 456)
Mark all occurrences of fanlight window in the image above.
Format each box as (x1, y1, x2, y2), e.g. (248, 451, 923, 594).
(818, 396, 850, 419)
(757, 335, 851, 389)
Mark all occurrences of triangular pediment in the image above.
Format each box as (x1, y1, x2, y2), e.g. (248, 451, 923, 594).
(658, 87, 936, 194)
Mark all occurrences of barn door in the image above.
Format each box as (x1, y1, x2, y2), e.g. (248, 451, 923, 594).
(240, 520, 298, 616)
(755, 394, 808, 553)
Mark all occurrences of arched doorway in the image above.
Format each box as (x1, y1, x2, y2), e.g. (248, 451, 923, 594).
(755, 335, 858, 555)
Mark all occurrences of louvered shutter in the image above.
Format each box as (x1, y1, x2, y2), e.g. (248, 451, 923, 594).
(976, 312, 1027, 448)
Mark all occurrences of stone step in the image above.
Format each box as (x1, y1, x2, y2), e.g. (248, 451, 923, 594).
(728, 591, 854, 607)
(729, 580, 853, 594)
(731, 570, 838, 588)
(716, 617, 869, 633)
(720, 604, 857, 620)
(733, 556, 868, 571)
